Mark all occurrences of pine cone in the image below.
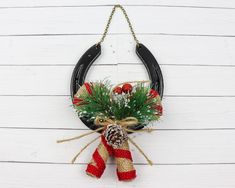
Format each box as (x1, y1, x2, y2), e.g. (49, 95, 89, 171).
(104, 124, 128, 148)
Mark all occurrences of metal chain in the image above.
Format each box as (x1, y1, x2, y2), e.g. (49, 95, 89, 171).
(97, 4, 140, 46)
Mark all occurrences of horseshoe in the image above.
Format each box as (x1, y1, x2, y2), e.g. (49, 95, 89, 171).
(70, 43, 164, 131)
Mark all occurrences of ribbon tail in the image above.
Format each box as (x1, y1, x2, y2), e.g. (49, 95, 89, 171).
(86, 135, 113, 178)
(114, 140, 136, 181)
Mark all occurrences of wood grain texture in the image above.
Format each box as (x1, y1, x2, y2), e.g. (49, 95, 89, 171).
(1, 2, 235, 187)
(0, 65, 235, 96)
(1, 0, 235, 8)
(1, 163, 234, 188)
(0, 6, 235, 36)
(0, 96, 234, 129)
(0, 129, 234, 164)
(1, 35, 235, 66)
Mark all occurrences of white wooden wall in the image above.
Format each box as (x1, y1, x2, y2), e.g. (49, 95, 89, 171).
(1, 1, 235, 187)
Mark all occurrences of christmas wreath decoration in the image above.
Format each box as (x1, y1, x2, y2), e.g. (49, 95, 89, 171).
(57, 4, 164, 181)
(58, 81, 163, 181)
(73, 81, 162, 126)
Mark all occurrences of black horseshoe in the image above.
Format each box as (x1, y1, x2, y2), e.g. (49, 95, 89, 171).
(71, 43, 164, 131)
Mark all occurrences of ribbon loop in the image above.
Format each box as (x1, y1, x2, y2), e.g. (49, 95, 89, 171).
(95, 116, 138, 127)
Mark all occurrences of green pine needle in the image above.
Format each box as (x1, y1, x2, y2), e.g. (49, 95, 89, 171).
(74, 81, 162, 125)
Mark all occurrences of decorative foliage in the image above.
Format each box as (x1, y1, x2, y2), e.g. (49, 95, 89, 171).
(59, 80, 163, 181)
(73, 80, 162, 125)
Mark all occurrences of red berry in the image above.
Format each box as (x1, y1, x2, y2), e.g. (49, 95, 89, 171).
(156, 105, 163, 115)
(122, 83, 133, 93)
(84, 82, 92, 95)
(149, 89, 159, 98)
(113, 87, 122, 94)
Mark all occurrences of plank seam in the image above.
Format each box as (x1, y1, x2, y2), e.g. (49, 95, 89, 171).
(1, 161, 235, 166)
(0, 64, 235, 67)
(0, 127, 235, 131)
(0, 95, 235, 97)
(1, 33, 235, 38)
(0, 4, 235, 10)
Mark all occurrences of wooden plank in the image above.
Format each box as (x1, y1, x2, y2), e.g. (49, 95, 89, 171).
(0, 6, 235, 36)
(0, 163, 234, 188)
(1, 35, 235, 66)
(0, 65, 235, 96)
(1, 0, 235, 8)
(0, 96, 235, 129)
(0, 129, 234, 164)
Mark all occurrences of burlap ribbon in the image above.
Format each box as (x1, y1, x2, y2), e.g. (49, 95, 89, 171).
(94, 116, 138, 127)
(84, 116, 138, 180)
(57, 116, 153, 181)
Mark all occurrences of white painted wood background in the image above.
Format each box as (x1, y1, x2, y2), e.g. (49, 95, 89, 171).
(0, 1, 235, 187)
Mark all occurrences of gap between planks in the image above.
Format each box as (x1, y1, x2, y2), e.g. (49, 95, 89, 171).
(1, 64, 235, 67)
(0, 127, 235, 131)
(1, 161, 235, 166)
(1, 4, 235, 10)
(1, 33, 235, 38)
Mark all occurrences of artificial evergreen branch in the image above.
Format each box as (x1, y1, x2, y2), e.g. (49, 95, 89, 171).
(73, 81, 162, 125)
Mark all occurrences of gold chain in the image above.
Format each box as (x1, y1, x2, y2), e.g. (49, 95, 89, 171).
(97, 4, 140, 46)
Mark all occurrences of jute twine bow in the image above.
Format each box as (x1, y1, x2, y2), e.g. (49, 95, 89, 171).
(94, 116, 138, 127)
(57, 80, 156, 180)
(95, 116, 154, 165)
(57, 116, 153, 165)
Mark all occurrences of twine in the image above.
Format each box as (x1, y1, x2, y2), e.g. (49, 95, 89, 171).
(95, 116, 153, 166)
(128, 137, 153, 166)
(57, 127, 105, 163)
(57, 117, 153, 165)
(94, 116, 139, 127)
(58, 80, 154, 165)
(57, 127, 104, 143)
(71, 136, 100, 164)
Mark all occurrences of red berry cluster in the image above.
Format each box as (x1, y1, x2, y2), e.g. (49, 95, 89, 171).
(148, 88, 162, 115)
(113, 83, 133, 94)
(149, 89, 159, 98)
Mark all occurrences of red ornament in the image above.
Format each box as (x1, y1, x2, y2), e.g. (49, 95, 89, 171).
(122, 83, 133, 93)
(113, 87, 122, 94)
(73, 96, 83, 106)
(156, 105, 163, 115)
(84, 82, 92, 95)
(149, 89, 159, 98)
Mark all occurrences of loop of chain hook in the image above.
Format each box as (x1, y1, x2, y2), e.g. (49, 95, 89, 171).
(97, 4, 140, 47)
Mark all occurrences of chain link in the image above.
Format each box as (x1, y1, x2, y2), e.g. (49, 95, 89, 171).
(97, 5, 140, 46)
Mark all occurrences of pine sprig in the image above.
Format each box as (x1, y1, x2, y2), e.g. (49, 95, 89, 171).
(73, 81, 162, 125)
(126, 84, 159, 123)
(74, 81, 112, 120)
